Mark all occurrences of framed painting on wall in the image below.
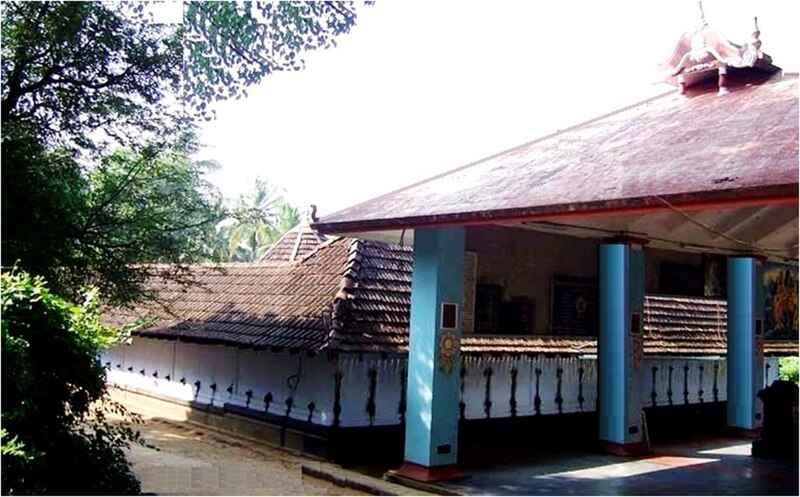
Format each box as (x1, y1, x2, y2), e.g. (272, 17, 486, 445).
(475, 284, 502, 334)
(763, 262, 798, 340)
(550, 275, 598, 336)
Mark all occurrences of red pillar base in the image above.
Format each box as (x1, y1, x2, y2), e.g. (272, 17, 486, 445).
(387, 461, 467, 483)
(598, 440, 651, 456)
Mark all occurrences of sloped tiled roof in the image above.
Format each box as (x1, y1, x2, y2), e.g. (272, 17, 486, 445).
(104, 238, 348, 351)
(315, 74, 797, 234)
(325, 239, 414, 353)
(260, 223, 328, 263)
(106, 238, 797, 356)
(460, 336, 597, 355)
(643, 295, 728, 355)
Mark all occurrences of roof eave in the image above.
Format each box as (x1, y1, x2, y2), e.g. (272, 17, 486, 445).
(313, 184, 798, 235)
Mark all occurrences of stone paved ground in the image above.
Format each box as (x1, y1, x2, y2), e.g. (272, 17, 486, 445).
(125, 415, 366, 496)
(438, 436, 798, 496)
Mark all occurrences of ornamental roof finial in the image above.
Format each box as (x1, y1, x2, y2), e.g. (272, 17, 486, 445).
(698, 1, 707, 26)
(307, 204, 319, 224)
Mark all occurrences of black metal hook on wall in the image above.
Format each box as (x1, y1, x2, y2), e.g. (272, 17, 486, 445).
(667, 366, 674, 405)
(366, 369, 377, 426)
(555, 367, 564, 414)
(509, 368, 518, 418)
(651, 366, 658, 407)
(712, 362, 719, 402)
(333, 370, 343, 428)
(398, 368, 407, 423)
(307, 402, 316, 423)
(483, 366, 493, 419)
(683, 364, 690, 405)
(698, 364, 705, 403)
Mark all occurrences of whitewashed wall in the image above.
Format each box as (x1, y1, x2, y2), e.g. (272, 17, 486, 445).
(103, 338, 782, 428)
(642, 356, 779, 408)
(337, 354, 408, 427)
(461, 356, 598, 418)
(103, 338, 338, 425)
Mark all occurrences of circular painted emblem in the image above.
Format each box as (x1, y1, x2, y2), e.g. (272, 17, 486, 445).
(439, 330, 459, 374)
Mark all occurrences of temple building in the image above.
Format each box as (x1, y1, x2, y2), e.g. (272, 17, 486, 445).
(103, 9, 798, 477)
(311, 11, 798, 482)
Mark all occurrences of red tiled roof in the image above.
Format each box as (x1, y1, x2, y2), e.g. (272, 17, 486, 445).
(327, 240, 413, 353)
(104, 239, 348, 351)
(260, 224, 328, 263)
(314, 74, 798, 233)
(105, 238, 797, 356)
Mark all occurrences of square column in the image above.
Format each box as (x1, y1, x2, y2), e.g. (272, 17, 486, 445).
(598, 243, 648, 455)
(727, 256, 765, 434)
(392, 227, 466, 483)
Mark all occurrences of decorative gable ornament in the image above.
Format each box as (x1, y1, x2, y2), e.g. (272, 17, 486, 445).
(662, 3, 780, 95)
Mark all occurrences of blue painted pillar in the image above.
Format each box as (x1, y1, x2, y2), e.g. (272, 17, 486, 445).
(727, 257, 765, 432)
(598, 243, 647, 455)
(398, 227, 465, 481)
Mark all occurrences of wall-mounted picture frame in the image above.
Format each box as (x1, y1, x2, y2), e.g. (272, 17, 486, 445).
(550, 275, 598, 336)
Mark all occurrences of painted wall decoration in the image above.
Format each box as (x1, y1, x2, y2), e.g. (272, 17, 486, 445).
(438, 330, 459, 374)
(763, 263, 798, 340)
(550, 275, 598, 335)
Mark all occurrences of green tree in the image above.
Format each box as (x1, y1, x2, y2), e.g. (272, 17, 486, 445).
(2, 141, 224, 306)
(2, 0, 363, 301)
(779, 356, 799, 384)
(1, 2, 363, 491)
(183, 1, 363, 119)
(215, 179, 301, 262)
(1, 270, 144, 495)
(276, 198, 302, 234)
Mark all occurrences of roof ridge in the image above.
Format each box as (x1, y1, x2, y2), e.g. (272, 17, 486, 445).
(319, 238, 364, 352)
(130, 261, 300, 270)
(316, 88, 677, 224)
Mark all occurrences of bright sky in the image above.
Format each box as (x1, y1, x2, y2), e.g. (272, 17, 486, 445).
(172, 1, 798, 217)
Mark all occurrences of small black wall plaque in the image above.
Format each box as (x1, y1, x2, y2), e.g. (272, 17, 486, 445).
(441, 302, 458, 329)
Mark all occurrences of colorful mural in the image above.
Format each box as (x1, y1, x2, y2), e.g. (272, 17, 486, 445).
(763, 263, 799, 340)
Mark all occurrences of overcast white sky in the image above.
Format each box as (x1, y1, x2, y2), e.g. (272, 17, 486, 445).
(165, 1, 799, 217)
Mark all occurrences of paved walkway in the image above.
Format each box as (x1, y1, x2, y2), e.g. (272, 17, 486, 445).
(125, 415, 366, 495)
(437, 437, 798, 495)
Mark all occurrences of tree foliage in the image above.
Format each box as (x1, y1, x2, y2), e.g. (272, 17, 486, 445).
(183, 1, 361, 119)
(1, 270, 144, 495)
(214, 178, 301, 262)
(1, 0, 362, 303)
(2, 140, 224, 306)
(779, 356, 799, 384)
(1, 1, 185, 154)
(1, 2, 362, 491)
